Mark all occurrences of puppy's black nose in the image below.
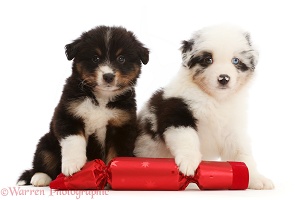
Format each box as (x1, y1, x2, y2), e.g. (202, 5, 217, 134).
(103, 73, 115, 83)
(218, 74, 230, 85)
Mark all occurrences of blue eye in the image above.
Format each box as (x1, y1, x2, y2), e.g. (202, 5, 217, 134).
(232, 58, 239, 65)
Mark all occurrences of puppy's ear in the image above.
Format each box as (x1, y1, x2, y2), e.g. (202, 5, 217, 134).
(244, 32, 259, 68)
(251, 48, 259, 68)
(128, 31, 149, 65)
(180, 39, 194, 53)
(138, 45, 149, 65)
(65, 39, 81, 61)
(244, 32, 252, 46)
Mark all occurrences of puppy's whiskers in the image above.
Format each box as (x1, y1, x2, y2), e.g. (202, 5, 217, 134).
(78, 79, 95, 91)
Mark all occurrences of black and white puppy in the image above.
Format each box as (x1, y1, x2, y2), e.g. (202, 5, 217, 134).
(17, 26, 149, 186)
(134, 25, 274, 189)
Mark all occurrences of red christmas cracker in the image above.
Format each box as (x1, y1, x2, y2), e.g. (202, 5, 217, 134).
(50, 157, 249, 190)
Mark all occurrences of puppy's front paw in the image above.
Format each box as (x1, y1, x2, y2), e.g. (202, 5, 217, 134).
(164, 126, 202, 176)
(175, 153, 202, 176)
(62, 155, 87, 176)
(249, 173, 274, 190)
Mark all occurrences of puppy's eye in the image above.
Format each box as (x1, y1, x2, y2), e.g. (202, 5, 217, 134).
(117, 55, 125, 64)
(204, 56, 213, 65)
(232, 58, 239, 65)
(92, 55, 100, 63)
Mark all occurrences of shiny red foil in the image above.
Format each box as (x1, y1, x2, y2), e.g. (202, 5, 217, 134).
(50, 157, 248, 191)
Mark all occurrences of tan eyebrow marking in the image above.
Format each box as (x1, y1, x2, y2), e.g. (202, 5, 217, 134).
(116, 48, 123, 57)
(96, 48, 102, 56)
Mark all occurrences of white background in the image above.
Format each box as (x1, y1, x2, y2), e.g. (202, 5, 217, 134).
(0, 0, 298, 199)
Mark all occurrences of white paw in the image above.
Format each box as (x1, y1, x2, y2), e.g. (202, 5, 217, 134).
(62, 155, 87, 176)
(16, 180, 26, 186)
(175, 154, 202, 176)
(249, 173, 274, 190)
(60, 135, 87, 176)
(164, 126, 202, 176)
(30, 172, 52, 187)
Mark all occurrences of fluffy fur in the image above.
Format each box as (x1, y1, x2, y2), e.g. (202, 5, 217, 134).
(134, 25, 274, 189)
(17, 26, 149, 186)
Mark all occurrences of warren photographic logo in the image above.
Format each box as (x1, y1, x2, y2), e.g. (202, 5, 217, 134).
(1, 186, 109, 199)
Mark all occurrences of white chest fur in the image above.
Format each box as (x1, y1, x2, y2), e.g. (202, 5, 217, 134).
(69, 98, 117, 144)
(164, 77, 248, 159)
(194, 94, 247, 159)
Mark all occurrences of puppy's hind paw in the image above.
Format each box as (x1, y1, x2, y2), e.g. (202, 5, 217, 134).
(30, 172, 52, 187)
(249, 173, 274, 190)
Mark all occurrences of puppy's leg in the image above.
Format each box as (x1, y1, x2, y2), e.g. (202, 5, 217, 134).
(164, 126, 201, 176)
(86, 133, 105, 161)
(221, 133, 274, 190)
(240, 156, 274, 190)
(61, 135, 87, 176)
(105, 123, 137, 163)
(19, 132, 62, 187)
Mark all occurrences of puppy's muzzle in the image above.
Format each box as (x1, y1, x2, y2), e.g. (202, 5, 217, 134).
(103, 73, 115, 84)
(218, 74, 230, 86)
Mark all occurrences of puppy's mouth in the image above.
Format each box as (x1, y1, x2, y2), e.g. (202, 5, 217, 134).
(217, 85, 230, 90)
(95, 84, 120, 92)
